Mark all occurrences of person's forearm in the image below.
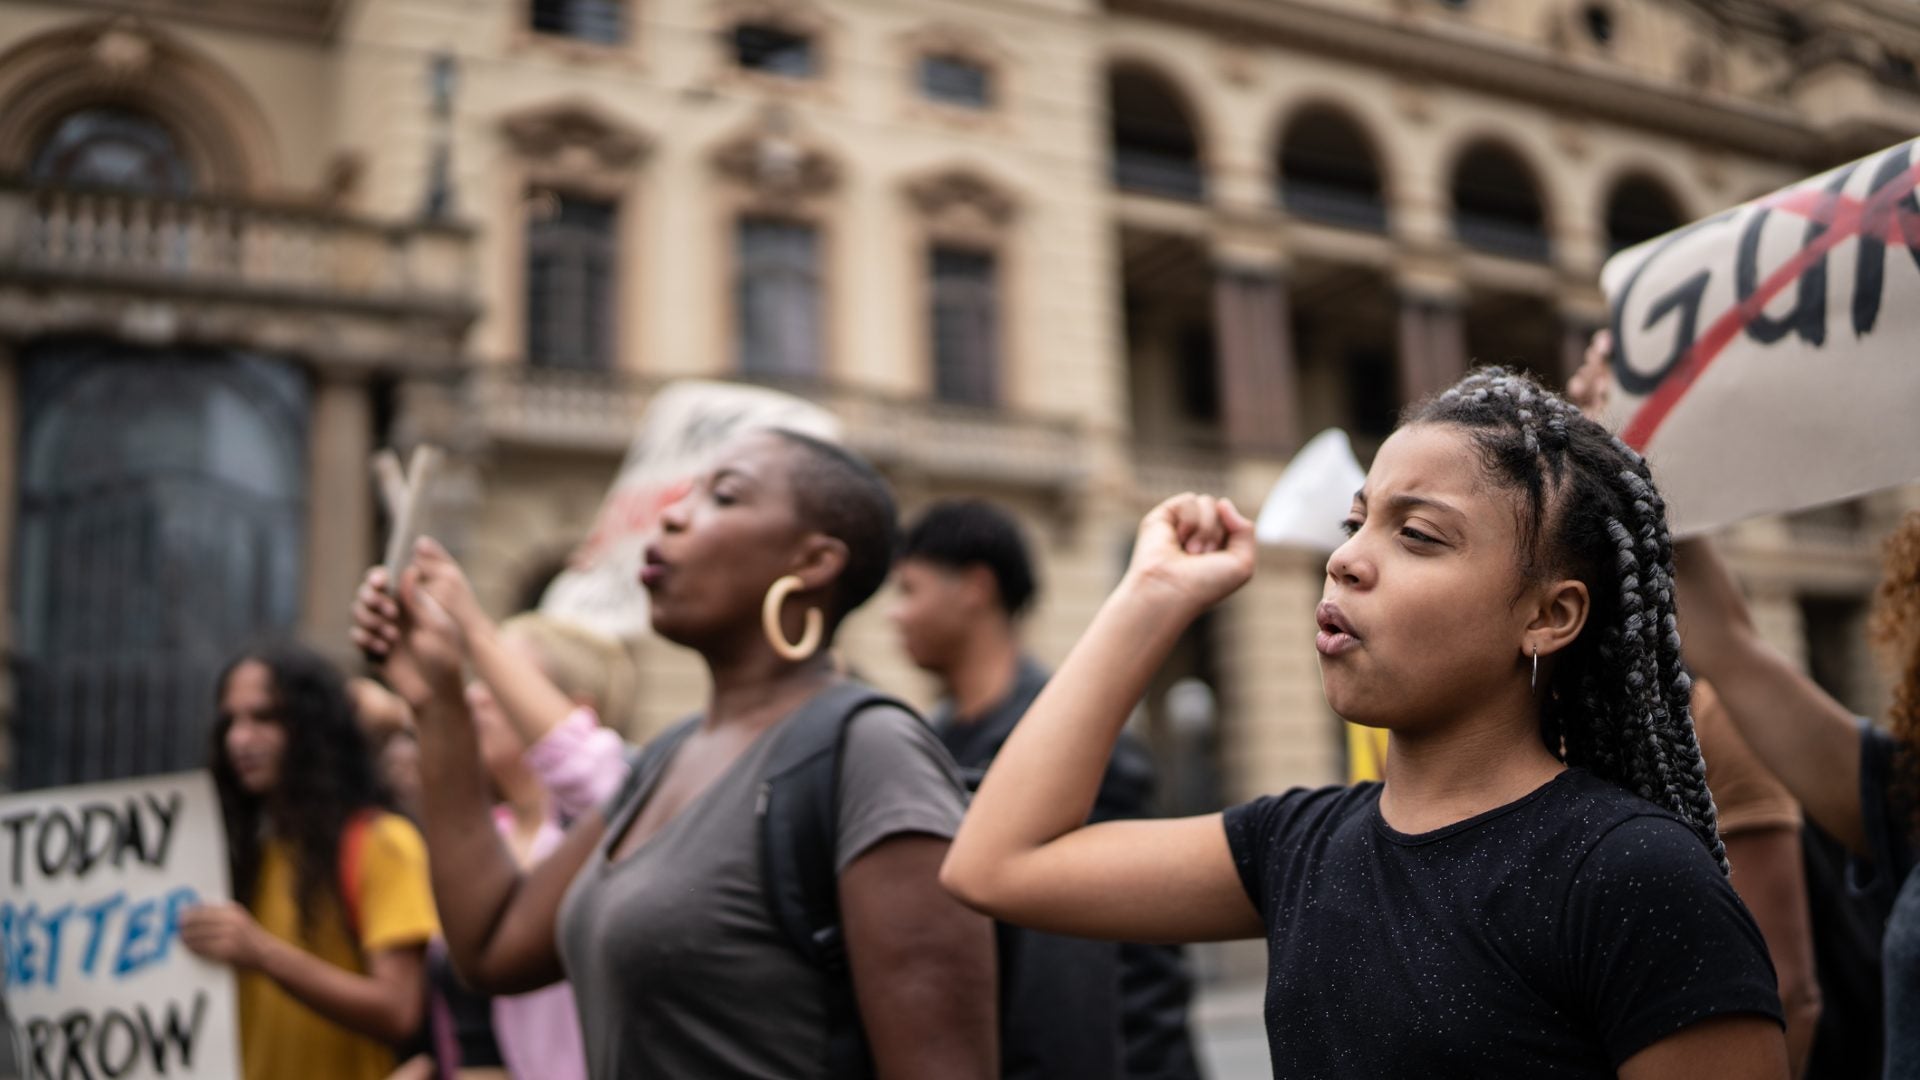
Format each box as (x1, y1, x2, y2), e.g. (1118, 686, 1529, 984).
(524, 712, 631, 820)
(1724, 827, 1822, 1080)
(1673, 537, 1761, 672)
(414, 690, 533, 979)
(1783, 991, 1821, 1080)
(254, 938, 422, 1044)
(945, 576, 1196, 894)
(1676, 538, 1864, 849)
(466, 621, 579, 747)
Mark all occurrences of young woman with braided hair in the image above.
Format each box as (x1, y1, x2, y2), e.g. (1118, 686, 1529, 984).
(944, 367, 1787, 1078)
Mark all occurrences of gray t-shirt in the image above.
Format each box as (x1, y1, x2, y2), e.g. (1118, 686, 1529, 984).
(556, 703, 967, 1079)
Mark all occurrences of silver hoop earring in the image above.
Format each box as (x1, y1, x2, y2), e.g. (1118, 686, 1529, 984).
(1530, 644, 1539, 691)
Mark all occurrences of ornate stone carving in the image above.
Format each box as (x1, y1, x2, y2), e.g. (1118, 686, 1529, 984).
(90, 20, 157, 82)
(710, 108, 839, 202)
(500, 99, 651, 175)
(905, 167, 1018, 229)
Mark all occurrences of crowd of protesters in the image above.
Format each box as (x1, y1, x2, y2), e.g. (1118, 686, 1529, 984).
(162, 355, 1920, 1080)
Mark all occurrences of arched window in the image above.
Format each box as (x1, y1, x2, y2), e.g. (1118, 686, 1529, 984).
(1452, 141, 1548, 262)
(1605, 174, 1684, 254)
(1278, 106, 1386, 232)
(12, 346, 307, 787)
(1108, 64, 1204, 202)
(29, 107, 193, 194)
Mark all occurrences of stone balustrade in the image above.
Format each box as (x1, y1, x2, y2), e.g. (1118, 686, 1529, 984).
(463, 366, 1090, 495)
(0, 177, 473, 315)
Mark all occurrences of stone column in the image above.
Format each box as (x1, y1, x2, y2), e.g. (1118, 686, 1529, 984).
(1212, 268, 1299, 456)
(300, 373, 375, 658)
(1396, 292, 1467, 405)
(1560, 319, 1594, 382)
(1558, 291, 1609, 382)
(1215, 545, 1339, 802)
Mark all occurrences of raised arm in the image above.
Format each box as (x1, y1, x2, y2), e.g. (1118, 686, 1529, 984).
(352, 565, 602, 993)
(1672, 538, 1863, 852)
(409, 538, 581, 749)
(941, 494, 1265, 944)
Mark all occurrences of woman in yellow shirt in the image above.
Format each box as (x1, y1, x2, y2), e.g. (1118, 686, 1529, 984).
(181, 643, 440, 1080)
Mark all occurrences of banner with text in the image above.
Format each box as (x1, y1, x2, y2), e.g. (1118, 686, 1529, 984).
(0, 771, 238, 1080)
(1602, 138, 1920, 536)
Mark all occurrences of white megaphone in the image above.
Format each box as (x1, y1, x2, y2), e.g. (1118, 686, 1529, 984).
(1254, 428, 1367, 553)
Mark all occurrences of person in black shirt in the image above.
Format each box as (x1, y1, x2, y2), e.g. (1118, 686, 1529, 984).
(943, 369, 1788, 1078)
(893, 500, 1203, 1080)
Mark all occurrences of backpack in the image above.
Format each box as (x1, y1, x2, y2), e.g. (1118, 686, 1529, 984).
(627, 681, 1120, 1080)
(338, 809, 377, 942)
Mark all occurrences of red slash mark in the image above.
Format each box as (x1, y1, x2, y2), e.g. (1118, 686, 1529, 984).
(1621, 158, 1920, 450)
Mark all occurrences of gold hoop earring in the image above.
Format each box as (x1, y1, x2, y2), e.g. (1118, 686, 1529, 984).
(762, 575, 824, 663)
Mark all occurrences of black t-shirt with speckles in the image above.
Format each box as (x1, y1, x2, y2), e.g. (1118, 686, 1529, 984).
(1223, 767, 1783, 1078)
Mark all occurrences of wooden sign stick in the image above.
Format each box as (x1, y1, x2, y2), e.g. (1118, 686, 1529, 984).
(372, 445, 443, 594)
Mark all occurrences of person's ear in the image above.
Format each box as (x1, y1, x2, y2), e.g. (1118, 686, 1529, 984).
(960, 564, 1001, 615)
(790, 534, 850, 596)
(1526, 578, 1589, 664)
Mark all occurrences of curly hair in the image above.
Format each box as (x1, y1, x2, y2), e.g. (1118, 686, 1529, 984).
(1869, 509, 1920, 833)
(212, 642, 389, 940)
(1413, 368, 1727, 873)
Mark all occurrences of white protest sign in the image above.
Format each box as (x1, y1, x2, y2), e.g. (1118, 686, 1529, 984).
(1255, 428, 1368, 552)
(1601, 137, 1920, 537)
(541, 380, 840, 638)
(0, 772, 238, 1080)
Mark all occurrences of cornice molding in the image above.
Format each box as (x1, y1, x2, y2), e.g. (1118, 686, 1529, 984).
(1107, 0, 1834, 164)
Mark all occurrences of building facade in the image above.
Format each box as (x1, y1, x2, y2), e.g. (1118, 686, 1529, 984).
(0, 0, 1914, 810)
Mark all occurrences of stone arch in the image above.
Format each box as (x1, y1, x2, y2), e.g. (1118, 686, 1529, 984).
(0, 17, 278, 193)
(1105, 55, 1212, 202)
(1272, 98, 1391, 231)
(1600, 168, 1690, 253)
(1445, 132, 1553, 261)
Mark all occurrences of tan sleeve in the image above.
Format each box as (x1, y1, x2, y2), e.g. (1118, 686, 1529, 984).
(1694, 680, 1803, 836)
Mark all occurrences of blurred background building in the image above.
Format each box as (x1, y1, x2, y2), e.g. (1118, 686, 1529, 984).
(1, 5, 1917, 1036)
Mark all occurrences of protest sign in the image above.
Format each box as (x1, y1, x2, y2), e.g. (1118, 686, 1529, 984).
(0, 772, 238, 1080)
(540, 380, 840, 639)
(1602, 137, 1920, 536)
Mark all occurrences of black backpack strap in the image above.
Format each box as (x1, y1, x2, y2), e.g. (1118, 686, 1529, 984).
(604, 716, 699, 825)
(757, 681, 916, 1080)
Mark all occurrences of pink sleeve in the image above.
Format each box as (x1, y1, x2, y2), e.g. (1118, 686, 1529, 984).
(523, 707, 633, 820)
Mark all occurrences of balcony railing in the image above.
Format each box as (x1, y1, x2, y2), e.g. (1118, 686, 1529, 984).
(465, 366, 1089, 493)
(1281, 179, 1388, 233)
(1455, 212, 1552, 262)
(1113, 148, 1206, 203)
(0, 178, 475, 316)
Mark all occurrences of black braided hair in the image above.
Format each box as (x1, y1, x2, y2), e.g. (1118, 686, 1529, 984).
(1412, 367, 1727, 874)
